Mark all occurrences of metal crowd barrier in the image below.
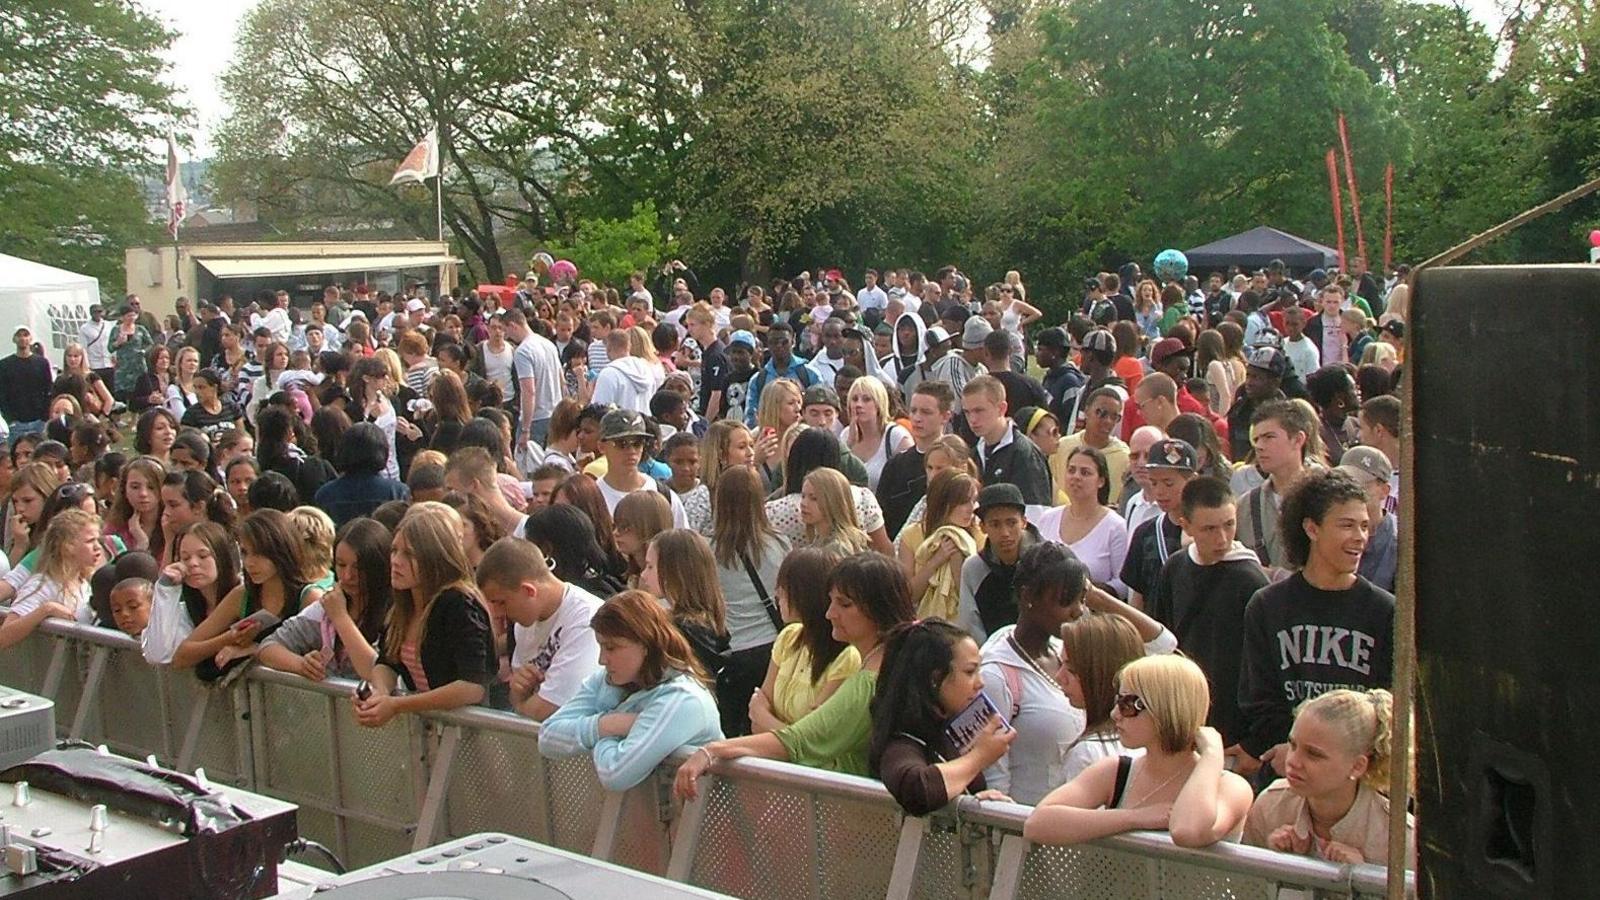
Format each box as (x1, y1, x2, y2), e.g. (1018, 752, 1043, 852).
(0, 617, 1413, 898)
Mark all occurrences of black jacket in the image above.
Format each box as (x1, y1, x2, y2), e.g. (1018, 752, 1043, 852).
(977, 422, 1052, 506)
(378, 588, 496, 695)
(875, 445, 927, 539)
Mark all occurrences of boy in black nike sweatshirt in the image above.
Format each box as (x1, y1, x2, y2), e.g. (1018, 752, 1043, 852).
(1233, 469, 1394, 781)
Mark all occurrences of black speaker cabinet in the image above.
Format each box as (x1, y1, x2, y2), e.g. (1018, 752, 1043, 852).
(1413, 264, 1600, 899)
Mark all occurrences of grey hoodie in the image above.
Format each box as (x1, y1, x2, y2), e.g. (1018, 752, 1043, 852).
(591, 356, 663, 414)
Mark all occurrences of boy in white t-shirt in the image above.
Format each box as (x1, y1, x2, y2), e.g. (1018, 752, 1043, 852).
(594, 409, 689, 528)
(476, 537, 604, 722)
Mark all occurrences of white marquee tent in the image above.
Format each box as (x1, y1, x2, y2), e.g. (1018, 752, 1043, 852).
(0, 254, 101, 363)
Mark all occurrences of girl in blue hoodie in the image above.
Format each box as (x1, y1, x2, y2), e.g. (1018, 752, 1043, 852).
(539, 589, 723, 791)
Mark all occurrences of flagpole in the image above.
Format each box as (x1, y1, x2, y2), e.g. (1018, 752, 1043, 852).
(435, 123, 444, 243)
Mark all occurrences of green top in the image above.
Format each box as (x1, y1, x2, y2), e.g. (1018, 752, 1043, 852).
(775, 669, 878, 776)
(1159, 305, 1186, 337)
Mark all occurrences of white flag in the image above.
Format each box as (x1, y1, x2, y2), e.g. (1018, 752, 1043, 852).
(165, 133, 188, 240)
(390, 128, 439, 185)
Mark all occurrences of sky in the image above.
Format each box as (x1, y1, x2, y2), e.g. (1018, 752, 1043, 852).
(141, 0, 1510, 158)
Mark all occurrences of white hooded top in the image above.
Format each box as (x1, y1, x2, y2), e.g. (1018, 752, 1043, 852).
(591, 356, 664, 414)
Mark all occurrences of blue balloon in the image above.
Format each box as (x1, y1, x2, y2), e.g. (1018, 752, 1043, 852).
(1153, 249, 1189, 282)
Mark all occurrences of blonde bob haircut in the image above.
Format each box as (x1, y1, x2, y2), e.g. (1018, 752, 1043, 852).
(1118, 654, 1211, 755)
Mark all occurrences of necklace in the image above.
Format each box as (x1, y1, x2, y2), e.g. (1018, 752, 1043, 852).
(1125, 760, 1191, 809)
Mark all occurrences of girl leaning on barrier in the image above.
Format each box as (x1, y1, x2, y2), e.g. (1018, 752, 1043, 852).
(868, 619, 1016, 816)
(147, 521, 242, 667)
(1243, 689, 1415, 869)
(337, 503, 495, 726)
(747, 547, 858, 735)
(1024, 655, 1253, 848)
(260, 518, 394, 683)
(539, 589, 724, 792)
(674, 553, 913, 796)
(0, 509, 102, 648)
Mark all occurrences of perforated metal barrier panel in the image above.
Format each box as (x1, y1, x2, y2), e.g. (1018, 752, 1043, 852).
(0, 619, 1409, 899)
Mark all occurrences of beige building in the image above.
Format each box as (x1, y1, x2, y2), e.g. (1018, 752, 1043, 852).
(124, 239, 459, 317)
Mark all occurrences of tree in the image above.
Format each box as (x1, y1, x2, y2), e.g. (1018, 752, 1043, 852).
(0, 0, 182, 292)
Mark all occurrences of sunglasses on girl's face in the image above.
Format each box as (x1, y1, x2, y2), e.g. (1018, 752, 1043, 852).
(1114, 693, 1147, 718)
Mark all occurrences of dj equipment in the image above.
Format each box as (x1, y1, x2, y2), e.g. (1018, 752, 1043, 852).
(272, 833, 735, 899)
(1412, 264, 1600, 898)
(0, 742, 297, 898)
(0, 689, 53, 772)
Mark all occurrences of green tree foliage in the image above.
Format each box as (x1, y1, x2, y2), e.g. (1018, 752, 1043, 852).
(0, 0, 180, 292)
(546, 202, 675, 290)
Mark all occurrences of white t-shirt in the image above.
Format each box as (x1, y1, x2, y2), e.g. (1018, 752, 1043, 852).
(1030, 506, 1130, 595)
(596, 477, 690, 529)
(512, 583, 604, 709)
(9, 572, 92, 624)
(979, 626, 1086, 806)
(857, 285, 888, 311)
(480, 342, 515, 400)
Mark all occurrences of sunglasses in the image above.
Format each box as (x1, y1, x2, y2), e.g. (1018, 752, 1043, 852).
(1092, 407, 1122, 422)
(54, 482, 92, 503)
(610, 437, 648, 450)
(1114, 693, 1147, 718)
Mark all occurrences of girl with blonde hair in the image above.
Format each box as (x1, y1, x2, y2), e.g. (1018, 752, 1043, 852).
(1028, 654, 1253, 847)
(894, 434, 980, 545)
(0, 510, 102, 647)
(844, 376, 911, 492)
(338, 502, 495, 723)
(61, 343, 114, 417)
(1244, 689, 1414, 868)
(753, 379, 804, 483)
(167, 346, 201, 418)
(799, 468, 868, 556)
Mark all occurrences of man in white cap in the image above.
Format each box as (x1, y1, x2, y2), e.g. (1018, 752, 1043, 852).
(1336, 446, 1395, 592)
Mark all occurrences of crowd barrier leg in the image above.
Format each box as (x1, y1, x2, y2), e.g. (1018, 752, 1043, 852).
(591, 791, 626, 861)
(176, 687, 212, 771)
(66, 646, 110, 741)
(412, 724, 463, 852)
(988, 834, 1027, 900)
(665, 776, 711, 882)
(885, 816, 929, 900)
(40, 638, 68, 699)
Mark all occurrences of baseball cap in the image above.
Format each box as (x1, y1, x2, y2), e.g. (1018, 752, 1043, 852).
(962, 316, 993, 350)
(1144, 438, 1199, 473)
(1337, 446, 1393, 485)
(12, 326, 29, 338)
(1081, 329, 1117, 356)
(925, 326, 953, 349)
(405, 298, 427, 313)
(803, 384, 840, 410)
(1245, 346, 1288, 378)
(1309, 268, 1329, 284)
(1036, 326, 1069, 349)
(728, 330, 756, 350)
(975, 483, 1027, 516)
(1150, 337, 1192, 366)
(1380, 320, 1405, 338)
(599, 408, 652, 442)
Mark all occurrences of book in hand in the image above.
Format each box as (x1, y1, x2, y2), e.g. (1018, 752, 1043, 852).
(943, 692, 1008, 755)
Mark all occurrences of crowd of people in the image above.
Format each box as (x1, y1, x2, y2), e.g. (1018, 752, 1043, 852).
(0, 255, 1411, 868)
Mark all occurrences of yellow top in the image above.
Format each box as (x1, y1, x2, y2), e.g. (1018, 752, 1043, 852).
(1052, 431, 1131, 506)
(769, 622, 862, 725)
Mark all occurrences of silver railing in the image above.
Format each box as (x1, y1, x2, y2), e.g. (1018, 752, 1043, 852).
(0, 617, 1412, 898)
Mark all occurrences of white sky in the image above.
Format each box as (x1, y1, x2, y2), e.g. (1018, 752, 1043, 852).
(139, 0, 1509, 158)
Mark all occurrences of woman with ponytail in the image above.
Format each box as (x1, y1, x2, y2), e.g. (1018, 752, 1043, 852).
(158, 470, 236, 564)
(1244, 688, 1414, 868)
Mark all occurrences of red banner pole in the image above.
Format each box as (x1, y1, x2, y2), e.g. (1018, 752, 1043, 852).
(1327, 149, 1347, 270)
(1338, 113, 1367, 262)
(1384, 162, 1395, 275)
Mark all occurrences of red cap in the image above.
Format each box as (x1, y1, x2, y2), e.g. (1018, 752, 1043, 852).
(1150, 337, 1192, 366)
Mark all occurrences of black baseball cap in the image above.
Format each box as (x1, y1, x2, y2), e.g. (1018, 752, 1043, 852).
(1145, 438, 1199, 473)
(975, 483, 1027, 516)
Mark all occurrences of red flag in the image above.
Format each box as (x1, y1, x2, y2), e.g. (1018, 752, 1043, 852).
(1326, 149, 1346, 270)
(165, 134, 188, 240)
(1337, 113, 1366, 262)
(1383, 162, 1395, 274)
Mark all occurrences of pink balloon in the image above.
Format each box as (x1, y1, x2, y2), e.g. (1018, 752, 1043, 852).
(550, 259, 577, 280)
(1590, 229, 1600, 248)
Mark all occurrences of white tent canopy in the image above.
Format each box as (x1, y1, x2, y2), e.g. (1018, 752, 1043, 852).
(0, 254, 101, 364)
